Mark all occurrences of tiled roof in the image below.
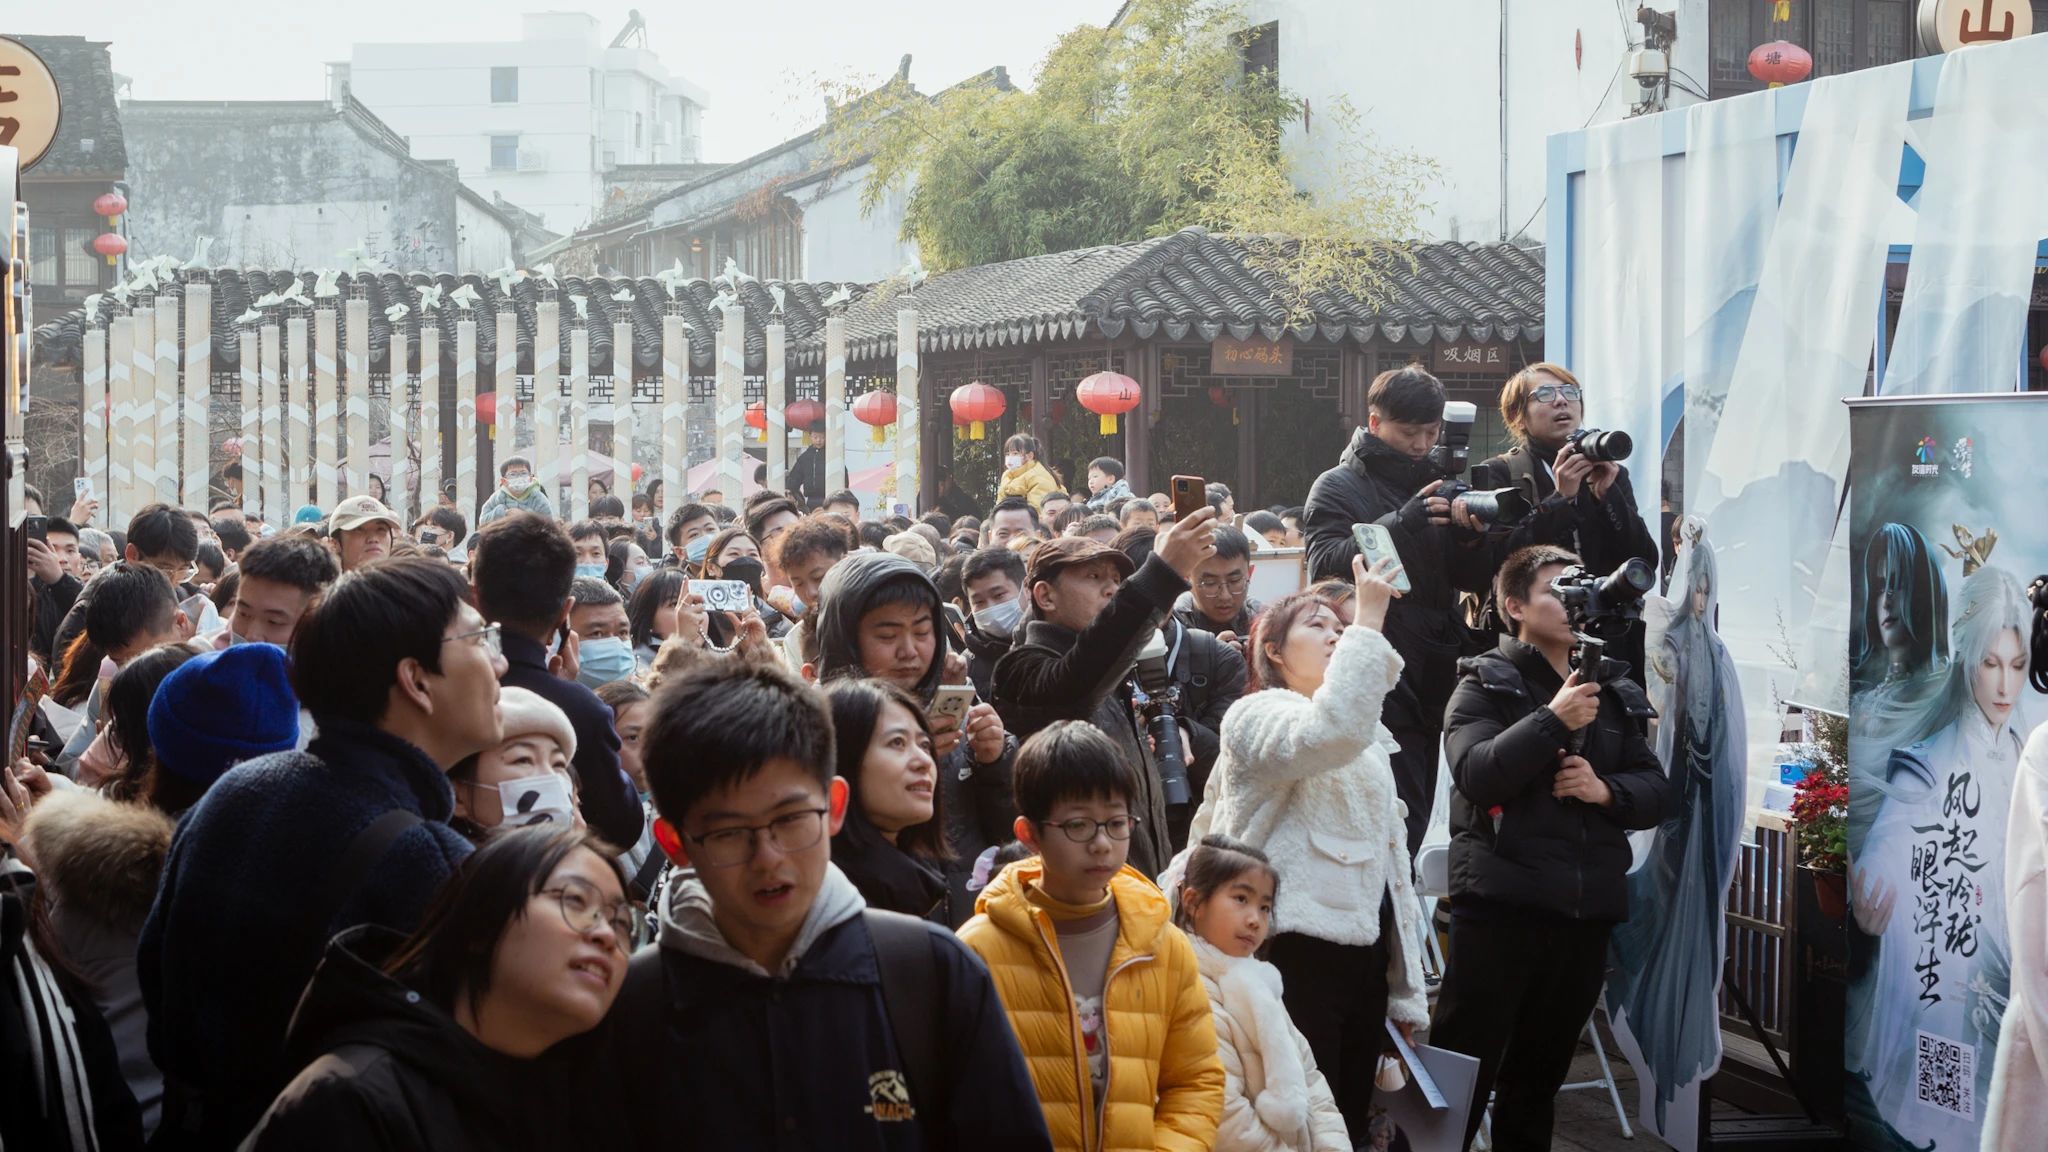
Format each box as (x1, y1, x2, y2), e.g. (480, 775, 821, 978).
(12, 35, 127, 178)
(32, 230, 1544, 374)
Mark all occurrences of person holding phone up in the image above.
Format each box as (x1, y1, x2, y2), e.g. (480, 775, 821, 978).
(810, 551, 1014, 925)
(1301, 368, 1496, 854)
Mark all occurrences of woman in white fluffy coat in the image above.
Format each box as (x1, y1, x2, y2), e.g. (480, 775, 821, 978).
(1177, 555, 1428, 1138)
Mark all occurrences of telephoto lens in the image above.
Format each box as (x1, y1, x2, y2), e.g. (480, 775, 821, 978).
(1568, 427, 1634, 463)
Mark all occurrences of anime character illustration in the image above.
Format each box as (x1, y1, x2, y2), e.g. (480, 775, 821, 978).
(1607, 516, 1747, 1138)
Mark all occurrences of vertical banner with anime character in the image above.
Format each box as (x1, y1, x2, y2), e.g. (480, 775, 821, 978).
(1844, 393, 2048, 1152)
(1605, 516, 1747, 1151)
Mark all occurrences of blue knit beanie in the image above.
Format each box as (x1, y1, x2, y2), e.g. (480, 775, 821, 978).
(147, 643, 301, 785)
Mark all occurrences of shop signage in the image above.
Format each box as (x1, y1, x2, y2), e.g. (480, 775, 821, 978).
(1917, 0, 2032, 53)
(0, 38, 62, 172)
(1211, 336, 1292, 376)
(1431, 340, 1511, 375)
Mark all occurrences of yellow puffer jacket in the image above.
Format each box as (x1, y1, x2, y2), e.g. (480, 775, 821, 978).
(959, 860, 1224, 1152)
(998, 461, 1061, 510)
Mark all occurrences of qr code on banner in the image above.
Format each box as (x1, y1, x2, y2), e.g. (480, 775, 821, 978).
(1915, 1031, 1975, 1120)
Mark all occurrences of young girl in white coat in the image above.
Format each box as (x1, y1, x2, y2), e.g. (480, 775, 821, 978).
(1178, 835, 1350, 1152)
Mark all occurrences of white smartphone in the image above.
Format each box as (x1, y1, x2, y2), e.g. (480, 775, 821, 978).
(1352, 523, 1414, 593)
(930, 684, 976, 727)
(74, 476, 94, 502)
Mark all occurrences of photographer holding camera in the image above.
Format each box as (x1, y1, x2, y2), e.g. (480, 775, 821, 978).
(1303, 367, 1497, 853)
(1474, 363, 1660, 673)
(992, 508, 1220, 878)
(1431, 544, 1676, 1152)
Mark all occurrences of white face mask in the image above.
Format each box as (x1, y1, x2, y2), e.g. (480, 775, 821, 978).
(496, 773, 575, 828)
(973, 599, 1023, 639)
(1005, 454, 1024, 470)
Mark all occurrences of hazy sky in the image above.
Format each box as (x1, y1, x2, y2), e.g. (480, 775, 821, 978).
(12, 0, 1112, 159)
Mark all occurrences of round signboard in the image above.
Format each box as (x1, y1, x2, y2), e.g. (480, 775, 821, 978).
(0, 38, 63, 172)
(1918, 0, 2034, 54)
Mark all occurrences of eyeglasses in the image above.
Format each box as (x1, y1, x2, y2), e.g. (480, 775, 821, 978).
(541, 877, 640, 951)
(444, 622, 503, 659)
(1037, 815, 1140, 843)
(1195, 573, 1249, 595)
(1531, 383, 1583, 404)
(504, 472, 532, 483)
(685, 808, 829, 868)
(148, 560, 198, 584)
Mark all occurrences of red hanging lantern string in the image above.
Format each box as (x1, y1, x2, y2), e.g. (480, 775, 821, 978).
(949, 381, 1006, 441)
(852, 389, 897, 445)
(1076, 370, 1141, 435)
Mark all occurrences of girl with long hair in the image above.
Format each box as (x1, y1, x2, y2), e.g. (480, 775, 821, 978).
(823, 679, 951, 920)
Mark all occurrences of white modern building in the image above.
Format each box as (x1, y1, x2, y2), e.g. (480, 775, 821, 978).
(340, 11, 710, 235)
(1223, 0, 1711, 244)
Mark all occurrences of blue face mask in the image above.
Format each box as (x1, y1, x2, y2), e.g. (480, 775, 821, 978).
(575, 562, 607, 580)
(576, 636, 636, 688)
(683, 535, 712, 565)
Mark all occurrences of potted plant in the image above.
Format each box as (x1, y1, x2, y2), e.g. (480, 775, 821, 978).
(1788, 709, 1850, 920)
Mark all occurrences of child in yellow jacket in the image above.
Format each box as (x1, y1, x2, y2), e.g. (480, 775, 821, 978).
(959, 721, 1224, 1152)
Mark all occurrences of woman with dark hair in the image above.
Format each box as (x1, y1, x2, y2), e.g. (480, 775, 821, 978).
(1851, 521, 1949, 693)
(1172, 556, 1427, 1139)
(607, 538, 651, 599)
(98, 643, 200, 809)
(627, 569, 690, 671)
(823, 679, 950, 920)
(50, 631, 104, 710)
(244, 826, 633, 1151)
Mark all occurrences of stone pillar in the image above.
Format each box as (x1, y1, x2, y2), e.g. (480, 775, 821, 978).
(570, 325, 590, 521)
(894, 304, 920, 515)
(131, 301, 157, 510)
(660, 313, 687, 521)
(455, 316, 477, 515)
(314, 305, 339, 510)
(81, 322, 106, 510)
(765, 321, 787, 493)
(613, 317, 635, 502)
(386, 330, 408, 526)
(418, 325, 440, 517)
(237, 320, 258, 518)
(153, 296, 178, 504)
(108, 315, 135, 521)
(288, 315, 309, 509)
(260, 323, 283, 525)
(493, 308, 517, 501)
(825, 315, 847, 507)
(717, 303, 746, 499)
(182, 283, 211, 509)
(533, 300, 559, 506)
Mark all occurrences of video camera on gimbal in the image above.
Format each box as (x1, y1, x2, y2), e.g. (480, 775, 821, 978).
(1550, 558, 1657, 687)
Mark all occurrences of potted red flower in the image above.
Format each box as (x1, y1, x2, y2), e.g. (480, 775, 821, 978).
(1787, 710, 1850, 920)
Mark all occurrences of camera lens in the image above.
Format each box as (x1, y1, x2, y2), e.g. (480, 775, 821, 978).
(1571, 428, 1634, 463)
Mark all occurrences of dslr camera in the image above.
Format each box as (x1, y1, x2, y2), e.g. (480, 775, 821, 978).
(1550, 558, 1657, 682)
(1564, 427, 1634, 464)
(1131, 630, 1192, 810)
(1429, 402, 1530, 527)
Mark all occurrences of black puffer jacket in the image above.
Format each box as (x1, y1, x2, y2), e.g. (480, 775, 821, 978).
(243, 925, 599, 1152)
(1302, 428, 1496, 731)
(1442, 638, 1675, 922)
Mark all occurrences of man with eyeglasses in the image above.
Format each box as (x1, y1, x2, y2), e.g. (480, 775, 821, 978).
(1173, 525, 1262, 643)
(139, 558, 503, 1149)
(602, 659, 1052, 1151)
(45, 503, 205, 687)
(1472, 363, 1659, 679)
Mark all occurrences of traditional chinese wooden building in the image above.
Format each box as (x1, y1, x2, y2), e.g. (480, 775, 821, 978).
(29, 227, 1542, 517)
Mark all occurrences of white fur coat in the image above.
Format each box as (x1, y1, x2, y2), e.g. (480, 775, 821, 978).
(1195, 937, 1350, 1152)
(1184, 622, 1429, 1027)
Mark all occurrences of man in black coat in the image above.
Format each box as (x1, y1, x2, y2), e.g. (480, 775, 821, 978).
(138, 559, 500, 1149)
(1302, 368, 1496, 852)
(1471, 363, 1660, 678)
(470, 513, 643, 851)
(1431, 544, 1675, 1152)
(788, 428, 831, 509)
(991, 509, 1218, 878)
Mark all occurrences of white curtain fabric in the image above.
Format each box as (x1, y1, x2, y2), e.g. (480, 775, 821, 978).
(1576, 114, 1668, 532)
(1881, 34, 2048, 396)
(1692, 61, 1915, 762)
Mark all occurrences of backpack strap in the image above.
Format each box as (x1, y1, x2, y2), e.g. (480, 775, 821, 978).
(322, 807, 422, 920)
(866, 908, 950, 1148)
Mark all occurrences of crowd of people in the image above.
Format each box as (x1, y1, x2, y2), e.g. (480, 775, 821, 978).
(2, 360, 1676, 1152)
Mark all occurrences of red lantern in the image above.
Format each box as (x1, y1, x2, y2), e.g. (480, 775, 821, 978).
(1207, 386, 1230, 408)
(949, 381, 1006, 441)
(746, 401, 767, 441)
(93, 191, 127, 219)
(1076, 371, 1141, 435)
(852, 389, 898, 444)
(632, 462, 645, 483)
(785, 398, 824, 430)
(91, 233, 127, 262)
(476, 391, 498, 427)
(1747, 41, 1812, 86)
(2039, 345, 2048, 375)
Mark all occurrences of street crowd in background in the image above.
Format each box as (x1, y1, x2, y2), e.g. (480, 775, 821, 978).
(2, 361, 1673, 1152)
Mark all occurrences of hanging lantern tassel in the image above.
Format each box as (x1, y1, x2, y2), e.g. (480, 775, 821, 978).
(1099, 412, 1118, 435)
(972, 419, 986, 440)
(1772, 0, 1790, 21)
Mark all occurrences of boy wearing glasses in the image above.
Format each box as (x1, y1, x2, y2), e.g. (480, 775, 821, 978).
(959, 721, 1223, 1152)
(614, 660, 1051, 1151)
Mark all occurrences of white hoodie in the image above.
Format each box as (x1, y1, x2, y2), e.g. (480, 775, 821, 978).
(1194, 936, 1349, 1152)
(657, 861, 866, 978)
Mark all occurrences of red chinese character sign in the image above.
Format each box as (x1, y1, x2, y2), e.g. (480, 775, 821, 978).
(0, 38, 61, 171)
(1210, 337, 1293, 376)
(1918, 0, 2032, 53)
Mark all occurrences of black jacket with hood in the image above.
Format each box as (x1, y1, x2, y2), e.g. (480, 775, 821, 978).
(1302, 428, 1496, 735)
(816, 553, 1018, 922)
(1442, 637, 1676, 922)
(242, 925, 599, 1152)
(990, 552, 1188, 878)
